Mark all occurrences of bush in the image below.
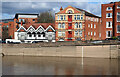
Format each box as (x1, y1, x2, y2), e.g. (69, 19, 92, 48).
(112, 36, 118, 40)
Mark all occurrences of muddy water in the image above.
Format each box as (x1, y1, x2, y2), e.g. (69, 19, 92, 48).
(2, 56, 119, 75)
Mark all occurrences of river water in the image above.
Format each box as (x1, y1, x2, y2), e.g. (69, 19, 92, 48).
(2, 56, 120, 75)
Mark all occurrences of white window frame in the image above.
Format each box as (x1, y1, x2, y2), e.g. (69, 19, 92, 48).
(64, 15, 66, 20)
(77, 15, 80, 20)
(106, 31, 112, 38)
(79, 31, 82, 36)
(91, 32, 92, 36)
(60, 15, 63, 20)
(75, 31, 79, 36)
(58, 15, 59, 20)
(117, 5, 120, 9)
(94, 32, 96, 36)
(74, 15, 76, 20)
(117, 12, 120, 22)
(88, 24, 90, 28)
(106, 13, 112, 18)
(91, 24, 92, 28)
(81, 15, 83, 20)
(79, 22, 82, 29)
(75, 22, 78, 28)
(106, 21, 112, 28)
(117, 25, 120, 33)
(106, 7, 112, 11)
(88, 32, 90, 35)
(94, 24, 96, 28)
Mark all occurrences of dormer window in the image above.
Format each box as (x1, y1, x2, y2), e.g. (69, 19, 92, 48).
(67, 10, 73, 14)
(106, 7, 112, 11)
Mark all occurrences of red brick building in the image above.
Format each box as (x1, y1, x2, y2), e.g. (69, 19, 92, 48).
(0, 19, 14, 40)
(101, 2, 120, 40)
(13, 13, 39, 38)
(55, 6, 101, 41)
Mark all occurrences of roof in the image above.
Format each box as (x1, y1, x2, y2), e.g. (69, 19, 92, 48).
(23, 23, 55, 30)
(75, 8, 100, 18)
(15, 13, 39, 19)
(0, 19, 14, 22)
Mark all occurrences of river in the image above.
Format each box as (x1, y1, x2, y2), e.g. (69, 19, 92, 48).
(2, 56, 120, 75)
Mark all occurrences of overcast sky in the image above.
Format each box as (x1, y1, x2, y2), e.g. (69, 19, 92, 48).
(1, 0, 120, 19)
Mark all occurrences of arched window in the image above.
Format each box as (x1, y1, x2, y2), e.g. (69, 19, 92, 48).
(67, 10, 73, 14)
(79, 22, 82, 29)
(42, 32, 45, 37)
(32, 32, 36, 37)
(58, 23, 61, 29)
(75, 22, 78, 28)
(62, 23, 65, 29)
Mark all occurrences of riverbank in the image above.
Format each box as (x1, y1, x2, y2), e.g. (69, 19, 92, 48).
(2, 43, 120, 59)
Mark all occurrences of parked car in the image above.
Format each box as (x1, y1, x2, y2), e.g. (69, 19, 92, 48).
(32, 41, 43, 43)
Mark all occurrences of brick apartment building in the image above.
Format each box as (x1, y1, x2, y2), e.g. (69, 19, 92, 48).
(0, 19, 14, 40)
(101, 2, 120, 40)
(13, 13, 39, 38)
(55, 6, 101, 41)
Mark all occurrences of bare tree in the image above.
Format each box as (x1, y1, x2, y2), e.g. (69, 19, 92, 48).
(37, 11, 55, 23)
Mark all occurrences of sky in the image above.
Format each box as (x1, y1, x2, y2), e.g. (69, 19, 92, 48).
(1, 0, 120, 19)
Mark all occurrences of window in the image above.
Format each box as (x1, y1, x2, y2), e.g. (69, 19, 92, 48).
(88, 32, 90, 35)
(94, 32, 96, 36)
(74, 15, 76, 20)
(117, 5, 120, 9)
(62, 23, 65, 29)
(60, 15, 63, 20)
(33, 19, 35, 21)
(81, 15, 83, 20)
(19, 19, 21, 22)
(91, 32, 92, 35)
(106, 31, 111, 37)
(75, 31, 78, 36)
(88, 24, 90, 28)
(117, 25, 120, 33)
(94, 24, 96, 28)
(75, 22, 78, 28)
(106, 21, 112, 28)
(79, 23, 82, 29)
(77, 15, 80, 20)
(19, 24, 21, 27)
(58, 23, 61, 29)
(117, 12, 120, 22)
(67, 10, 73, 14)
(58, 31, 65, 36)
(99, 33, 101, 37)
(6, 25, 9, 28)
(29, 34, 32, 37)
(91, 24, 92, 28)
(64, 15, 66, 20)
(106, 13, 112, 18)
(106, 7, 112, 10)
(38, 34, 41, 37)
(79, 31, 82, 36)
(58, 15, 59, 20)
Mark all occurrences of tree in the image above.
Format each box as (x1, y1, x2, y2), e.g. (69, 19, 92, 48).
(37, 11, 55, 23)
(2, 26, 10, 41)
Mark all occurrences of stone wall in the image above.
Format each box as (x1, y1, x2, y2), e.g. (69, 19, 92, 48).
(2, 44, 119, 58)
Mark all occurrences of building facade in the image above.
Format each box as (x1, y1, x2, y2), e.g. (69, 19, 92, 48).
(0, 19, 14, 40)
(55, 6, 101, 41)
(101, 2, 120, 40)
(6, 23, 56, 43)
(13, 13, 39, 39)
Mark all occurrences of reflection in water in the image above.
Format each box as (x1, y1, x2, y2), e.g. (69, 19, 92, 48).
(2, 56, 119, 75)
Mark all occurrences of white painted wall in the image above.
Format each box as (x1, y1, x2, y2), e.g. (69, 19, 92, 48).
(18, 15, 38, 18)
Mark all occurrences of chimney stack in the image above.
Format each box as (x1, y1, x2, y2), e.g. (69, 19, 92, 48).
(60, 6, 63, 11)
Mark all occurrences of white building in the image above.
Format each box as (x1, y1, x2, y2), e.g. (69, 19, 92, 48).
(6, 23, 56, 43)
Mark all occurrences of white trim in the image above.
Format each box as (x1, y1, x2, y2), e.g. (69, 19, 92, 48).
(17, 26, 27, 32)
(36, 25, 45, 32)
(27, 25, 36, 32)
(45, 25, 55, 32)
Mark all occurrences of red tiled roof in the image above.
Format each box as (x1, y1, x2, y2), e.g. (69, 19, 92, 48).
(23, 23, 55, 30)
